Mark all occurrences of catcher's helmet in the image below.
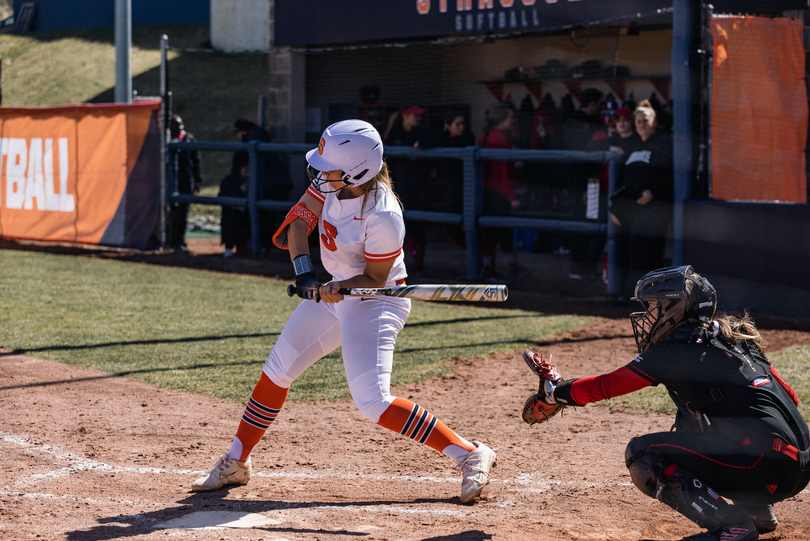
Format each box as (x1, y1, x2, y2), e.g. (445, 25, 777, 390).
(630, 265, 717, 353)
(306, 120, 384, 193)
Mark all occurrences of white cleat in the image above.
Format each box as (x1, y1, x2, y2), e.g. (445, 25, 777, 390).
(458, 441, 496, 504)
(191, 453, 252, 492)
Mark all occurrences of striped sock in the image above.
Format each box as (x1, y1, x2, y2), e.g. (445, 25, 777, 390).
(229, 372, 289, 462)
(377, 397, 475, 457)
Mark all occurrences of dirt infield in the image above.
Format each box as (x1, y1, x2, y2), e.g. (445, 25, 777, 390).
(2, 240, 809, 540)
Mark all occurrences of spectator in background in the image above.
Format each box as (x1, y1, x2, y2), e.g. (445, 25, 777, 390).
(569, 105, 640, 282)
(219, 151, 251, 258)
(233, 118, 292, 258)
(167, 115, 203, 251)
(606, 107, 638, 155)
(562, 88, 606, 281)
(609, 100, 673, 305)
(383, 105, 431, 275)
(478, 101, 525, 283)
(425, 111, 476, 246)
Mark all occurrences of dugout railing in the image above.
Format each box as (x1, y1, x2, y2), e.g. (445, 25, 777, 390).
(166, 140, 621, 294)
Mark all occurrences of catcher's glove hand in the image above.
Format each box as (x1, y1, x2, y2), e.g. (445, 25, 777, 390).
(522, 393, 563, 425)
(521, 349, 566, 425)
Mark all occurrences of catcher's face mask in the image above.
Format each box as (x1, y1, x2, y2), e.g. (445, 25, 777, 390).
(630, 301, 660, 353)
(306, 166, 352, 194)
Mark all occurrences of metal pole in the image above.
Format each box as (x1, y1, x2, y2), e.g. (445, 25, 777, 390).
(159, 35, 169, 249)
(114, 0, 132, 103)
(606, 155, 621, 296)
(247, 141, 262, 257)
(671, 0, 698, 266)
(258, 95, 267, 129)
(462, 146, 481, 281)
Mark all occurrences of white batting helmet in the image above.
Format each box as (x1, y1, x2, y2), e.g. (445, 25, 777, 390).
(306, 120, 384, 192)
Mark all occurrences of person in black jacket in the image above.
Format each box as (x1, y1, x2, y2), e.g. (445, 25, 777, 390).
(523, 265, 809, 541)
(233, 118, 292, 257)
(167, 116, 203, 251)
(219, 151, 251, 258)
(424, 111, 476, 246)
(609, 100, 673, 304)
(383, 105, 431, 275)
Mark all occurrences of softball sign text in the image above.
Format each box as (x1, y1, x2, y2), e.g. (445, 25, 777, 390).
(1, 137, 76, 212)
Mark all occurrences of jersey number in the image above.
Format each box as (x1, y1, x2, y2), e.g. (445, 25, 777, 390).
(321, 220, 338, 252)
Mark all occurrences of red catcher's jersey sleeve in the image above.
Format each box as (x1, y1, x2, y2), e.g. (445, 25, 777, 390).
(569, 366, 651, 406)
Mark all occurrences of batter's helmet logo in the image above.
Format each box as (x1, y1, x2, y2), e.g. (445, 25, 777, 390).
(318, 137, 325, 155)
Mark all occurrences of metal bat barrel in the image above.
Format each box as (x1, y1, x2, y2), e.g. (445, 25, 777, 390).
(288, 284, 508, 302)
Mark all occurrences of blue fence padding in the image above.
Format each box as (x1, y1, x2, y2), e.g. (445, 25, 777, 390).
(167, 140, 620, 284)
(14, 0, 209, 32)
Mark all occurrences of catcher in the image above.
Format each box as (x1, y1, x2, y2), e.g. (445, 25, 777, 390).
(522, 265, 809, 541)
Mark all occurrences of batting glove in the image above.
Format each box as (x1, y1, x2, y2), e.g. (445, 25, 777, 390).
(293, 254, 320, 302)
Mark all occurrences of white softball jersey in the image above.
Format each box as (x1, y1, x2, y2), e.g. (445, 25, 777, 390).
(306, 184, 407, 285)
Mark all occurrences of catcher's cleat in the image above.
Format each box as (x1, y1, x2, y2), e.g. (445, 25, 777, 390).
(458, 441, 496, 504)
(191, 453, 252, 492)
(680, 521, 758, 541)
(742, 503, 777, 534)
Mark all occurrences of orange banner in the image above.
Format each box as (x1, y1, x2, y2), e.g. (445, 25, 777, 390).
(711, 16, 807, 203)
(0, 100, 160, 246)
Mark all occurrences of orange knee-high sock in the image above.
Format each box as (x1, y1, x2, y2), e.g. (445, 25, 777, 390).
(377, 397, 475, 455)
(232, 372, 289, 461)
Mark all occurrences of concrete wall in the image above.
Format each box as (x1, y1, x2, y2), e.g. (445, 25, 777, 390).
(210, 0, 271, 52)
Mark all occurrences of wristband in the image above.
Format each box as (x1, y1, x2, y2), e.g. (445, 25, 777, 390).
(552, 378, 580, 406)
(293, 254, 314, 276)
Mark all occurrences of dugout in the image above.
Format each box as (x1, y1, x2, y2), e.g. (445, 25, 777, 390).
(253, 0, 810, 317)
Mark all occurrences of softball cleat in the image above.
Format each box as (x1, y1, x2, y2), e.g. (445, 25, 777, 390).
(191, 453, 252, 492)
(458, 441, 496, 504)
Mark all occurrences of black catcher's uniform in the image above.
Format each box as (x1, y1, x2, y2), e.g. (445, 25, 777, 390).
(622, 325, 810, 506)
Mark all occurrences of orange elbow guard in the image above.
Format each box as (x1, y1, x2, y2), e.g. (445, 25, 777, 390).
(272, 202, 318, 250)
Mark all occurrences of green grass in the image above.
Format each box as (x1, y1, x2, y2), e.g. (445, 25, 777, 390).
(0, 249, 592, 402)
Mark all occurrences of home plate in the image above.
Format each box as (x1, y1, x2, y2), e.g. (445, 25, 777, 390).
(156, 511, 281, 530)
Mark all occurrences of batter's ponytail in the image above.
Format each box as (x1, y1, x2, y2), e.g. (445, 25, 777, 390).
(359, 161, 402, 218)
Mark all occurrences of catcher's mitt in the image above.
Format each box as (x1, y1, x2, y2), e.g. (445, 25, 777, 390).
(521, 349, 566, 425)
(522, 393, 563, 425)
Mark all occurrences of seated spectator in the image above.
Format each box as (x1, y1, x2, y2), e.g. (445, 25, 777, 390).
(219, 152, 251, 258)
(609, 100, 673, 305)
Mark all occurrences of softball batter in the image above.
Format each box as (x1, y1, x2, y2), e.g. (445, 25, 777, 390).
(192, 119, 496, 503)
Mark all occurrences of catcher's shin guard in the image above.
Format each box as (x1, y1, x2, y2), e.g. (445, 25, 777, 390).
(624, 438, 751, 533)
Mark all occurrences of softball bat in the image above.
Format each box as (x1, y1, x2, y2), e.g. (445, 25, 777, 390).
(287, 283, 508, 302)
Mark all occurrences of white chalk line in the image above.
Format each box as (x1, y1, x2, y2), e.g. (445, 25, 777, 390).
(3, 428, 806, 508)
(0, 429, 600, 492)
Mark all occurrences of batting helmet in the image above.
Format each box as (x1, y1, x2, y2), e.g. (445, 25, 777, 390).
(306, 120, 384, 193)
(630, 265, 717, 353)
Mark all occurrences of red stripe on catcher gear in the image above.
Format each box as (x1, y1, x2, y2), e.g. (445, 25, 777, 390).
(272, 202, 318, 249)
(770, 365, 799, 407)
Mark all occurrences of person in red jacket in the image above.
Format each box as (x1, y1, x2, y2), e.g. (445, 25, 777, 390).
(477, 101, 525, 282)
(522, 265, 809, 541)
